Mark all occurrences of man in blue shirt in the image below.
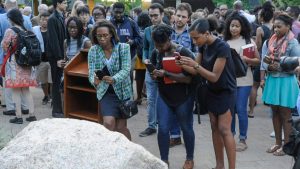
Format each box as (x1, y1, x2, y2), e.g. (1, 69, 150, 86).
(139, 3, 165, 137)
(169, 2, 195, 148)
(0, 0, 32, 116)
(110, 2, 141, 60)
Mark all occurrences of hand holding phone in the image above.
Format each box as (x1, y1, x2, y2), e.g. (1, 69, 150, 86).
(95, 70, 106, 80)
(174, 52, 181, 60)
(145, 63, 156, 73)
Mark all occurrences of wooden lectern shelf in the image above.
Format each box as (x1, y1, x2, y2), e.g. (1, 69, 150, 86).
(64, 50, 102, 123)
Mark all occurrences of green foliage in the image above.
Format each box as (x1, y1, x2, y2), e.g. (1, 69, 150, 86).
(96, 0, 142, 14)
(213, 0, 300, 10)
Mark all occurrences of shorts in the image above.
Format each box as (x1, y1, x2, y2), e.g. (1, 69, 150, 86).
(36, 62, 52, 84)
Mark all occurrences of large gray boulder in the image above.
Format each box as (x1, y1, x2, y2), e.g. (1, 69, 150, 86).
(0, 118, 167, 169)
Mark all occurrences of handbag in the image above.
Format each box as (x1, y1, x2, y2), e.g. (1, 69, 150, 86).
(117, 44, 138, 119)
(230, 48, 247, 78)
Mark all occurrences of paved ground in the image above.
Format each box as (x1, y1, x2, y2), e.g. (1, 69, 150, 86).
(0, 87, 294, 169)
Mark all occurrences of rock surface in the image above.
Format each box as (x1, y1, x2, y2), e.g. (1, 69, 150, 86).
(0, 118, 167, 169)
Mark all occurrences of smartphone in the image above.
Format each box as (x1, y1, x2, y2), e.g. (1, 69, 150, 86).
(174, 52, 181, 60)
(145, 63, 156, 73)
(95, 70, 106, 80)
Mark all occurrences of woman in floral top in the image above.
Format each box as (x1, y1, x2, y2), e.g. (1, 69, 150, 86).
(1, 9, 37, 124)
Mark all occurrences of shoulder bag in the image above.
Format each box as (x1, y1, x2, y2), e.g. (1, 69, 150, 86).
(117, 44, 138, 119)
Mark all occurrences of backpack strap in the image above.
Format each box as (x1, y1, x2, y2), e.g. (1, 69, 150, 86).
(1, 42, 17, 77)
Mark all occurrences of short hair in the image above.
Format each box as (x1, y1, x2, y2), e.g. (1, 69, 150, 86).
(149, 3, 164, 14)
(38, 4, 48, 13)
(275, 13, 293, 29)
(92, 5, 106, 18)
(290, 6, 300, 18)
(91, 20, 120, 45)
(151, 0, 164, 6)
(23, 6, 32, 13)
(223, 11, 252, 41)
(133, 7, 142, 15)
(112, 2, 125, 10)
(76, 5, 90, 16)
(52, 0, 64, 9)
(152, 24, 173, 44)
(137, 12, 151, 29)
(189, 17, 218, 34)
(176, 2, 192, 18)
(40, 11, 50, 18)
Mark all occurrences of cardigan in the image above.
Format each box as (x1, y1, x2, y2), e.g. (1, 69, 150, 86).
(88, 43, 132, 101)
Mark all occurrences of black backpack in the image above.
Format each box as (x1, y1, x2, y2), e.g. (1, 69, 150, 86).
(11, 27, 42, 67)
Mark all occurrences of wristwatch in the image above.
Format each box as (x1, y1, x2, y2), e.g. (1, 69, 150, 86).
(193, 64, 200, 69)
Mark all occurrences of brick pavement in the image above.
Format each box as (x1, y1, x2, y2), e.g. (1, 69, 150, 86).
(0, 87, 293, 169)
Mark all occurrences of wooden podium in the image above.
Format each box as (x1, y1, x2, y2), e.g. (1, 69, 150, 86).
(64, 49, 102, 123)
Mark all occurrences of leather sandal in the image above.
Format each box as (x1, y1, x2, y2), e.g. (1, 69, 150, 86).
(273, 148, 286, 156)
(266, 145, 281, 153)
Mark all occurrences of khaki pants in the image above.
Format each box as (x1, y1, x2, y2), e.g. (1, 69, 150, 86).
(12, 87, 34, 118)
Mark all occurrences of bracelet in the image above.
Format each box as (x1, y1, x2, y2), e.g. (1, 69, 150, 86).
(193, 64, 200, 69)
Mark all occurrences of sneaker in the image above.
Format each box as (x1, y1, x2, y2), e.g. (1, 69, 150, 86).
(3, 110, 16, 116)
(170, 137, 182, 147)
(139, 128, 156, 137)
(22, 109, 29, 115)
(183, 160, 194, 169)
(9, 117, 23, 124)
(26, 116, 37, 122)
(42, 96, 50, 105)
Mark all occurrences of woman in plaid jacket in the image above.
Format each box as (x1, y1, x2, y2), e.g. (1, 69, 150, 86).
(88, 20, 132, 140)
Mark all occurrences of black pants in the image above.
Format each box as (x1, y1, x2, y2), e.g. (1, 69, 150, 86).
(49, 60, 63, 114)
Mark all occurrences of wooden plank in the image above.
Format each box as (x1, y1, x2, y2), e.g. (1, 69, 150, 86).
(68, 111, 99, 122)
(66, 86, 96, 93)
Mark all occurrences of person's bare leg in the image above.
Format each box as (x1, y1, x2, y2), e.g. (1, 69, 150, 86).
(279, 106, 292, 144)
(271, 106, 283, 146)
(218, 110, 236, 169)
(103, 116, 116, 131)
(116, 119, 131, 140)
(209, 112, 225, 169)
(249, 82, 259, 117)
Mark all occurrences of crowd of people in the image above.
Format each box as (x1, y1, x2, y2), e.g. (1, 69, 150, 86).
(1, 0, 300, 169)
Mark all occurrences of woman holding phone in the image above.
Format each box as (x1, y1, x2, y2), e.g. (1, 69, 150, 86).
(88, 20, 132, 140)
(150, 24, 195, 169)
(179, 18, 237, 169)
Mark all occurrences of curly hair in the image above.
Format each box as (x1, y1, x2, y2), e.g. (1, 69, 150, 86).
(275, 13, 293, 29)
(151, 24, 173, 44)
(223, 11, 252, 41)
(260, 1, 274, 23)
(137, 12, 151, 29)
(91, 20, 119, 45)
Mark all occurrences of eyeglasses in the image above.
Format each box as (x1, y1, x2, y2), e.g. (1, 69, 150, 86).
(93, 13, 103, 17)
(149, 14, 160, 18)
(220, 8, 228, 11)
(96, 34, 110, 39)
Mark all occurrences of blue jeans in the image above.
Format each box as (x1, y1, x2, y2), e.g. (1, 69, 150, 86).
(170, 113, 181, 138)
(145, 72, 157, 129)
(231, 86, 252, 140)
(157, 93, 195, 161)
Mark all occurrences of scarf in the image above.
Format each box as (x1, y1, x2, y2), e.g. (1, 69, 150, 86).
(268, 31, 294, 59)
